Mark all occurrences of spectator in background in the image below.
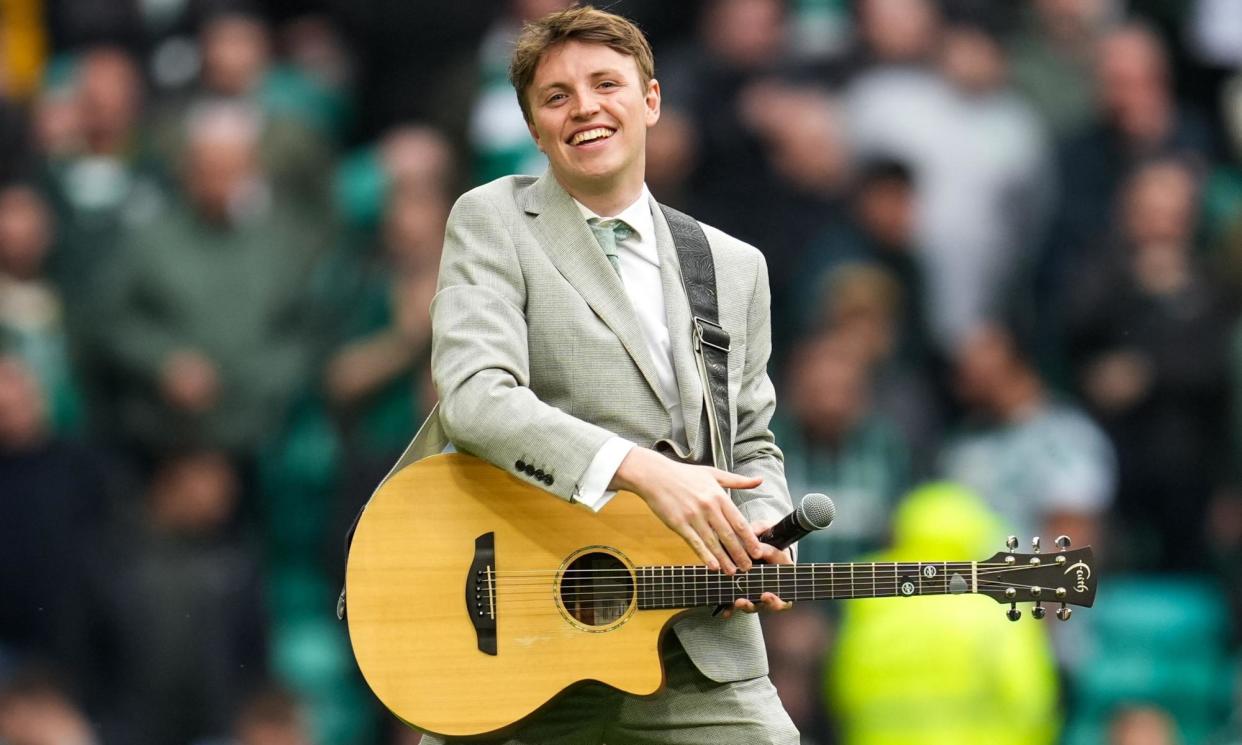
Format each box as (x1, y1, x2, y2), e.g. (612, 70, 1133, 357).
(845, 9, 1053, 352)
(661, 0, 836, 327)
(468, 0, 571, 184)
(0, 669, 97, 745)
(149, 10, 334, 217)
(1042, 21, 1216, 320)
(830, 0, 944, 83)
(1108, 706, 1180, 745)
(826, 482, 1060, 745)
(939, 320, 1115, 551)
(1008, 0, 1119, 139)
(97, 101, 326, 460)
(1067, 156, 1234, 570)
(39, 46, 165, 332)
(797, 158, 945, 465)
(0, 79, 38, 188)
(0, 358, 112, 672)
(797, 158, 928, 365)
(326, 137, 450, 513)
(1205, 74, 1242, 283)
(777, 331, 911, 564)
(0, 185, 81, 433)
(232, 686, 312, 745)
(61, 451, 267, 745)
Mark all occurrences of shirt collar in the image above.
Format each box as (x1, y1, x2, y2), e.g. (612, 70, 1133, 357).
(572, 185, 654, 245)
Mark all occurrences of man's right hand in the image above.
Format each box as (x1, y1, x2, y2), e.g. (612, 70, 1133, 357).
(610, 447, 765, 574)
(160, 350, 220, 413)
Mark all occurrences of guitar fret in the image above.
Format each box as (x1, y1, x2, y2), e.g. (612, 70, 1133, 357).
(637, 555, 1009, 610)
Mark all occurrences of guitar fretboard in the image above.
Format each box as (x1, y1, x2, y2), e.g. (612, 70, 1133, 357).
(634, 562, 977, 610)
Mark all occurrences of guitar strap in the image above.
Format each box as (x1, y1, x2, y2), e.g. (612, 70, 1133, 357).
(659, 204, 733, 472)
(338, 204, 731, 621)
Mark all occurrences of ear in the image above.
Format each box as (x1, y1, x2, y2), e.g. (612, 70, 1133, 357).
(644, 78, 661, 128)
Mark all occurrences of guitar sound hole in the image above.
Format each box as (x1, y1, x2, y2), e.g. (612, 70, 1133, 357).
(561, 552, 634, 627)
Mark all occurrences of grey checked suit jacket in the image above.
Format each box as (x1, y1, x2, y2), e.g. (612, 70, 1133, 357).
(429, 171, 794, 683)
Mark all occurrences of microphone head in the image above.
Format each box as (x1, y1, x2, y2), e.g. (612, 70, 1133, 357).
(797, 493, 837, 530)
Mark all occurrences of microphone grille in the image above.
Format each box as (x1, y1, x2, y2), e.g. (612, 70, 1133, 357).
(800, 493, 837, 529)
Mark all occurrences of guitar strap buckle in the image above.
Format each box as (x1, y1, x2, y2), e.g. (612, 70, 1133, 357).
(692, 316, 730, 353)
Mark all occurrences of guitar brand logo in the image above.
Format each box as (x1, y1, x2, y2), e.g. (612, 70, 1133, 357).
(1064, 561, 1091, 593)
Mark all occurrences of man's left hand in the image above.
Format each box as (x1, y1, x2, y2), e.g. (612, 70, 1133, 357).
(720, 523, 794, 618)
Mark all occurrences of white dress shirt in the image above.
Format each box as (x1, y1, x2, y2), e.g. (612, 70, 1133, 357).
(570, 185, 686, 510)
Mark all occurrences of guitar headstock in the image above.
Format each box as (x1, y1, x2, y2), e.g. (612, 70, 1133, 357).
(977, 535, 1097, 622)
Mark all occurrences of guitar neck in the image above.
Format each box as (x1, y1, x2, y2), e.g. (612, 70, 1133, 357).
(635, 561, 978, 610)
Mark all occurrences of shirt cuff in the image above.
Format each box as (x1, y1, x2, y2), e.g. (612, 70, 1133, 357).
(573, 437, 636, 512)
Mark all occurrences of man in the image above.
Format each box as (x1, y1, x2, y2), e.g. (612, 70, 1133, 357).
(425, 6, 798, 743)
(98, 101, 324, 459)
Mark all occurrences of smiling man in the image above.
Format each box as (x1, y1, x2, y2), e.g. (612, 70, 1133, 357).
(425, 6, 798, 744)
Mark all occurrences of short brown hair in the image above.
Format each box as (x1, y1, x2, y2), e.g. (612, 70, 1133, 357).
(509, 5, 654, 124)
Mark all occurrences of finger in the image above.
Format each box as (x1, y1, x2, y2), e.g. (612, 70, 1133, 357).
(722, 504, 764, 560)
(714, 470, 764, 490)
(691, 515, 736, 574)
(734, 597, 757, 613)
(678, 525, 720, 572)
(754, 542, 794, 565)
(708, 507, 752, 571)
(761, 592, 793, 611)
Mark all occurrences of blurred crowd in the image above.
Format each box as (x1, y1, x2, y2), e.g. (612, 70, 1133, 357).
(2, 0, 1242, 743)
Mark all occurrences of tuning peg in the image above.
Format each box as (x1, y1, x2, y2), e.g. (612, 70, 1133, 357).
(1006, 606, 1021, 622)
(1006, 535, 1019, 551)
(1031, 536, 1041, 553)
(1032, 602, 1046, 620)
(1056, 535, 1071, 551)
(1057, 604, 1072, 622)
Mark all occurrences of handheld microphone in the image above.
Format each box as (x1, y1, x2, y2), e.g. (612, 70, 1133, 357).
(757, 493, 837, 550)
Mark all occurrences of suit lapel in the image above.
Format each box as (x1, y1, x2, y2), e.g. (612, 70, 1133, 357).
(651, 199, 704, 455)
(519, 172, 670, 407)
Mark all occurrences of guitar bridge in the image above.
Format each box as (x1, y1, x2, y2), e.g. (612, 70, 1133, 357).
(466, 532, 497, 655)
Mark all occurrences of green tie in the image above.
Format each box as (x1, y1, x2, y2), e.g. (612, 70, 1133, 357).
(588, 218, 632, 278)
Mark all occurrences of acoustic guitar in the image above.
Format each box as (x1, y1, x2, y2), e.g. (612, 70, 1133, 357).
(344, 453, 1097, 738)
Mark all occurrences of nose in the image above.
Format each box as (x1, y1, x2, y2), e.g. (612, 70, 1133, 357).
(571, 89, 601, 119)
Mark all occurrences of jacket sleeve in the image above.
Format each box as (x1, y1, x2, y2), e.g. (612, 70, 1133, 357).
(430, 189, 616, 500)
(730, 251, 797, 559)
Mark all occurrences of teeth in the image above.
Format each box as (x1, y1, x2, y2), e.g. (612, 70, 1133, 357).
(571, 128, 614, 145)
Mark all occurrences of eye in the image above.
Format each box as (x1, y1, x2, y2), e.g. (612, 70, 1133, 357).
(598, 80, 620, 90)
(545, 92, 567, 105)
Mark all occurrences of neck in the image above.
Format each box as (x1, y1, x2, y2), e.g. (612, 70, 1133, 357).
(635, 560, 980, 609)
(995, 374, 1044, 422)
(559, 170, 645, 218)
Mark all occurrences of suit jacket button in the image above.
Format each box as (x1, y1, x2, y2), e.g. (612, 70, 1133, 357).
(525, 464, 536, 475)
(516, 460, 526, 471)
(544, 475, 554, 486)
(534, 469, 545, 479)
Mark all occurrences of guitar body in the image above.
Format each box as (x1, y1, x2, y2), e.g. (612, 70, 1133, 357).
(345, 453, 693, 738)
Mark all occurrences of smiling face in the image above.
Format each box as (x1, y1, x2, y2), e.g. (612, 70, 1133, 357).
(526, 40, 660, 210)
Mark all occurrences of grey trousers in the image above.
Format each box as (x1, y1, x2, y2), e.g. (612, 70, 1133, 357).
(417, 635, 799, 745)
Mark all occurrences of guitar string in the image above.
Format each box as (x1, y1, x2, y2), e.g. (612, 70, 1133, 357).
(489, 568, 1051, 587)
(487, 566, 1062, 595)
(486, 579, 1051, 605)
(490, 561, 1059, 576)
(486, 576, 1048, 598)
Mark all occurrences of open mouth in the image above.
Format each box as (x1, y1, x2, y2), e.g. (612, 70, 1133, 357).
(568, 127, 616, 146)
